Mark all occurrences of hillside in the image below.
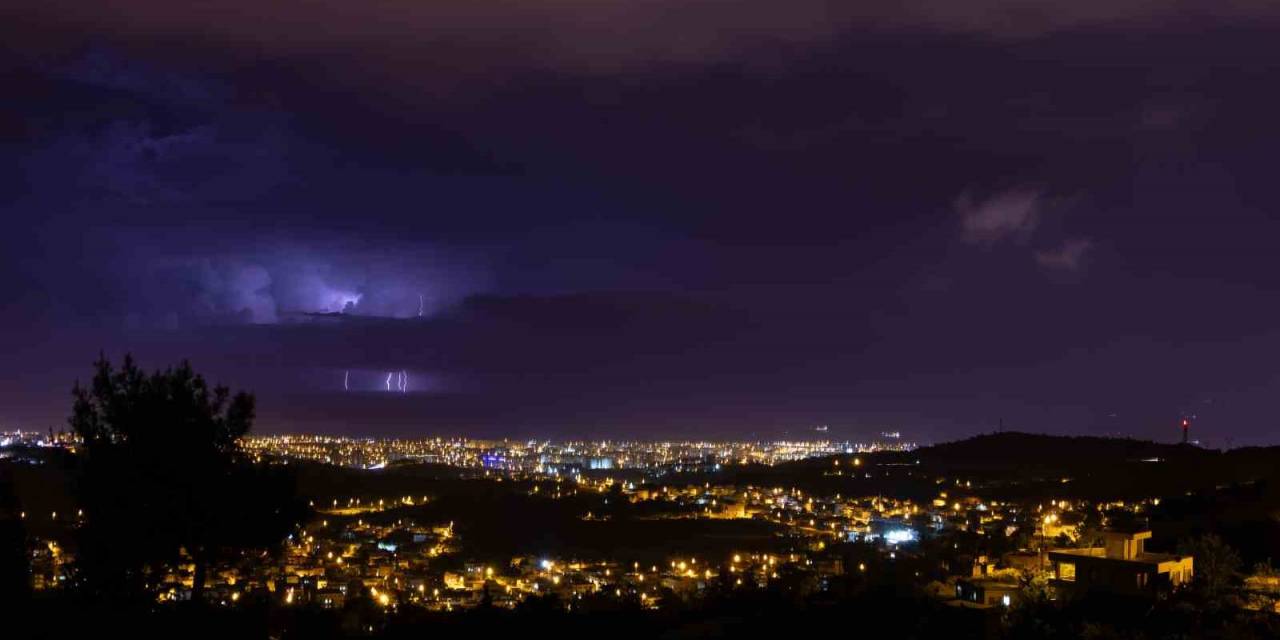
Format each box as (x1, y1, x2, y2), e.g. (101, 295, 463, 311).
(711, 432, 1280, 503)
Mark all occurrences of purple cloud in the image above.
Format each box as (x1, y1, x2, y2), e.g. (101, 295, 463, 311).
(1035, 238, 1094, 271)
(9, 0, 1280, 72)
(956, 188, 1043, 245)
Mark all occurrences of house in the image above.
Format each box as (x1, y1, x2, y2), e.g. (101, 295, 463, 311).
(954, 577, 1020, 608)
(1047, 528, 1192, 596)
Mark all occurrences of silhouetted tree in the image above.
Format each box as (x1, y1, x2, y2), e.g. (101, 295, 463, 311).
(0, 469, 31, 603)
(69, 354, 305, 602)
(1179, 533, 1243, 604)
(1004, 569, 1058, 638)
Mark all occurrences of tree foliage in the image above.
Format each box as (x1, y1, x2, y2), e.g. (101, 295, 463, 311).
(1179, 533, 1243, 604)
(69, 354, 305, 601)
(72, 354, 254, 456)
(0, 469, 31, 603)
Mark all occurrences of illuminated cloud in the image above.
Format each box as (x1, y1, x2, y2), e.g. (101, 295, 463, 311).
(189, 259, 278, 323)
(110, 234, 491, 326)
(1035, 238, 1094, 271)
(954, 188, 1094, 275)
(956, 188, 1042, 245)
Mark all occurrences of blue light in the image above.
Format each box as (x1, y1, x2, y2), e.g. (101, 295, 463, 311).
(884, 529, 916, 544)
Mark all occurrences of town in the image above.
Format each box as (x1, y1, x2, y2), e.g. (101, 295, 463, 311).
(11, 429, 1279, 632)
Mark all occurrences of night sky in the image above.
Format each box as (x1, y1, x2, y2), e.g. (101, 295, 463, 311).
(3, 2, 1280, 444)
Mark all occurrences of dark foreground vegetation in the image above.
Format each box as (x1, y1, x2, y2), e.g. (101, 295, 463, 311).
(3, 565, 1279, 639)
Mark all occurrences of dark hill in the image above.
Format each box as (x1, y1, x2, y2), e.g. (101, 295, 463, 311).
(709, 432, 1280, 503)
(899, 431, 1218, 471)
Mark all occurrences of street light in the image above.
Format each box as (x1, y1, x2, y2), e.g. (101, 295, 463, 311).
(1039, 513, 1058, 571)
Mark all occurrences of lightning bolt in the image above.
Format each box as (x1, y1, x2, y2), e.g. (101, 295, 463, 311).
(401, 370, 408, 393)
(344, 370, 349, 391)
(418, 293, 425, 317)
(385, 372, 393, 391)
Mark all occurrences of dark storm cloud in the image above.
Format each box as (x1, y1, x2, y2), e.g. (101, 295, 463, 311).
(4, 2, 1280, 443)
(11, 51, 289, 210)
(6, 0, 1280, 71)
(2, 53, 494, 332)
(24, 119, 291, 206)
(117, 288, 891, 437)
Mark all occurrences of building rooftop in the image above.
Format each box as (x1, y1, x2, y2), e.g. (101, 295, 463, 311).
(1048, 547, 1187, 566)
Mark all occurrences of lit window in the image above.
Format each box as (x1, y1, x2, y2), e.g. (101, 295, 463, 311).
(1058, 562, 1076, 581)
